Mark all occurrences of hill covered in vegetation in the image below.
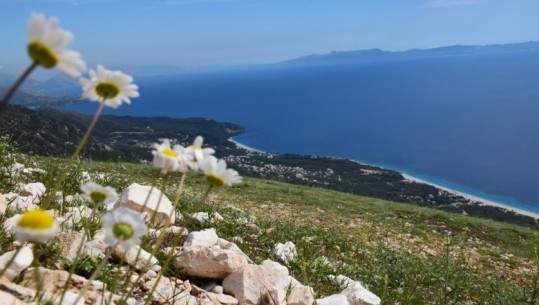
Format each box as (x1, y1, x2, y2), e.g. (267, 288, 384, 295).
(0, 104, 536, 228)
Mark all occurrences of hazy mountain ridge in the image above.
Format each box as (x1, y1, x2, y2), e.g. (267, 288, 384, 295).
(282, 41, 539, 66)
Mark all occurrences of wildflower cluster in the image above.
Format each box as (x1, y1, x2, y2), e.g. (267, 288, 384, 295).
(0, 11, 243, 304)
(152, 136, 242, 188)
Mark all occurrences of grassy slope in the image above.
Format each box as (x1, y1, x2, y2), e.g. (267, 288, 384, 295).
(32, 156, 533, 304)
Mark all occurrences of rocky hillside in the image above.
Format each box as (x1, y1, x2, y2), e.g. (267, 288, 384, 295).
(0, 155, 538, 304)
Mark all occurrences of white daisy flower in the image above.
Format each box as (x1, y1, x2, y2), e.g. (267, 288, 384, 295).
(79, 65, 139, 108)
(102, 207, 147, 251)
(27, 12, 86, 77)
(152, 139, 192, 174)
(199, 156, 242, 187)
(184, 136, 215, 169)
(14, 209, 58, 243)
(81, 182, 118, 210)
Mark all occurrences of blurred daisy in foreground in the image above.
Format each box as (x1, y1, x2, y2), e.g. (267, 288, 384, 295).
(14, 209, 58, 243)
(102, 207, 147, 251)
(80, 65, 139, 108)
(27, 12, 86, 76)
(152, 139, 193, 174)
(199, 156, 242, 187)
(185, 136, 215, 167)
(81, 182, 118, 210)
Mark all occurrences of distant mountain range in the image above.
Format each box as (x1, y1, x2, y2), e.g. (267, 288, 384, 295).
(280, 40, 539, 66)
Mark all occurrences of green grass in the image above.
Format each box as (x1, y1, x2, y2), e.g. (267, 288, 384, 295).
(4, 154, 539, 304)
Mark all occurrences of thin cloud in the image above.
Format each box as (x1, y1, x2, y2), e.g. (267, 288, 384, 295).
(422, 0, 475, 8)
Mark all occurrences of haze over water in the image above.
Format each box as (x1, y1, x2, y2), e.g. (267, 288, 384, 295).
(62, 48, 539, 212)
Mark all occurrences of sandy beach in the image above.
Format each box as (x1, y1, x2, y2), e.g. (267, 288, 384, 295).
(230, 136, 538, 219)
(229, 137, 266, 153)
(402, 174, 539, 218)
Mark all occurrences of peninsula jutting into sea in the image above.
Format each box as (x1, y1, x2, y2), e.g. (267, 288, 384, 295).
(0, 104, 536, 228)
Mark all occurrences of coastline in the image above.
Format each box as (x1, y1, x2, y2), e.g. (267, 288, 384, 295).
(229, 136, 539, 219)
(401, 174, 539, 219)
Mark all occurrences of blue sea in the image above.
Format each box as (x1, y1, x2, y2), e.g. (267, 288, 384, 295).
(61, 50, 539, 214)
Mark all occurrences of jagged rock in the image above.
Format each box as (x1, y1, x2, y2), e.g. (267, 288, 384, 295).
(19, 183, 46, 201)
(82, 231, 108, 258)
(5, 193, 38, 212)
(184, 228, 219, 247)
(113, 245, 160, 272)
(3, 214, 22, 237)
(64, 206, 93, 223)
(0, 246, 34, 280)
(341, 281, 381, 305)
(144, 276, 194, 305)
(287, 284, 315, 305)
(183, 229, 251, 263)
(272, 241, 297, 264)
(316, 294, 349, 305)
(160, 225, 189, 236)
(331, 275, 380, 305)
(216, 293, 239, 305)
(172, 245, 248, 279)
(21, 267, 125, 305)
(223, 260, 314, 305)
(190, 212, 224, 224)
(0, 193, 7, 215)
(0, 277, 38, 303)
(212, 285, 224, 294)
(54, 232, 86, 264)
(118, 183, 175, 227)
(0, 290, 36, 305)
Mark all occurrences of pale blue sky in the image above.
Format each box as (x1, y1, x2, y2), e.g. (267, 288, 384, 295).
(1, 0, 539, 73)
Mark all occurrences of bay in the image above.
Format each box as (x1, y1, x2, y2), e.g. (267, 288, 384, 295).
(61, 50, 539, 212)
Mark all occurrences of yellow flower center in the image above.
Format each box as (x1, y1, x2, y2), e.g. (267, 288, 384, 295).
(18, 209, 55, 230)
(205, 174, 224, 187)
(162, 147, 177, 158)
(90, 191, 107, 204)
(95, 82, 121, 99)
(28, 41, 58, 68)
(113, 222, 134, 240)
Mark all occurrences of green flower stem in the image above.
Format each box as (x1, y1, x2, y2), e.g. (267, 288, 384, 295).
(0, 62, 38, 116)
(120, 175, 169, 303)
(0, 246, 22, 279)
(57, 233, 88, 305)
(41, 100, 107, 210)
(201, 185, 213, 205)
(72, 245, 117, 305)
(144, 174, 192, 305)
(174, 172, 187, 201)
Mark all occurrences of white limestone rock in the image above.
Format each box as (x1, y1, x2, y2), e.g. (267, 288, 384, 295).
(331, 275, 380, 305)
(316, 294, 349, 305)
(19, 182, 46, 201)
(54, 232, 86, 264)
(114, 245, 161, 272)
(3, 214, 22, 237)
(0, 246, 34, 280)
(183, 228, 219, 248)
(5, 193, 38, 212)
(272, 241, 297, 264)
(118, 183, 175, 227)
(82, 230, 108, 258)
(173, 245, 248, 279)
(0, 193, 7, 215)
(223, 260, 314, 305)
(341, 281, 381, 305)
(190, 212, 224, 224)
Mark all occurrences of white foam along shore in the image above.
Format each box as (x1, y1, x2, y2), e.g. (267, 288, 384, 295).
(229, 136, 539, 219)
(402, 174, 539, 218)
(228, 137, 266, 153)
